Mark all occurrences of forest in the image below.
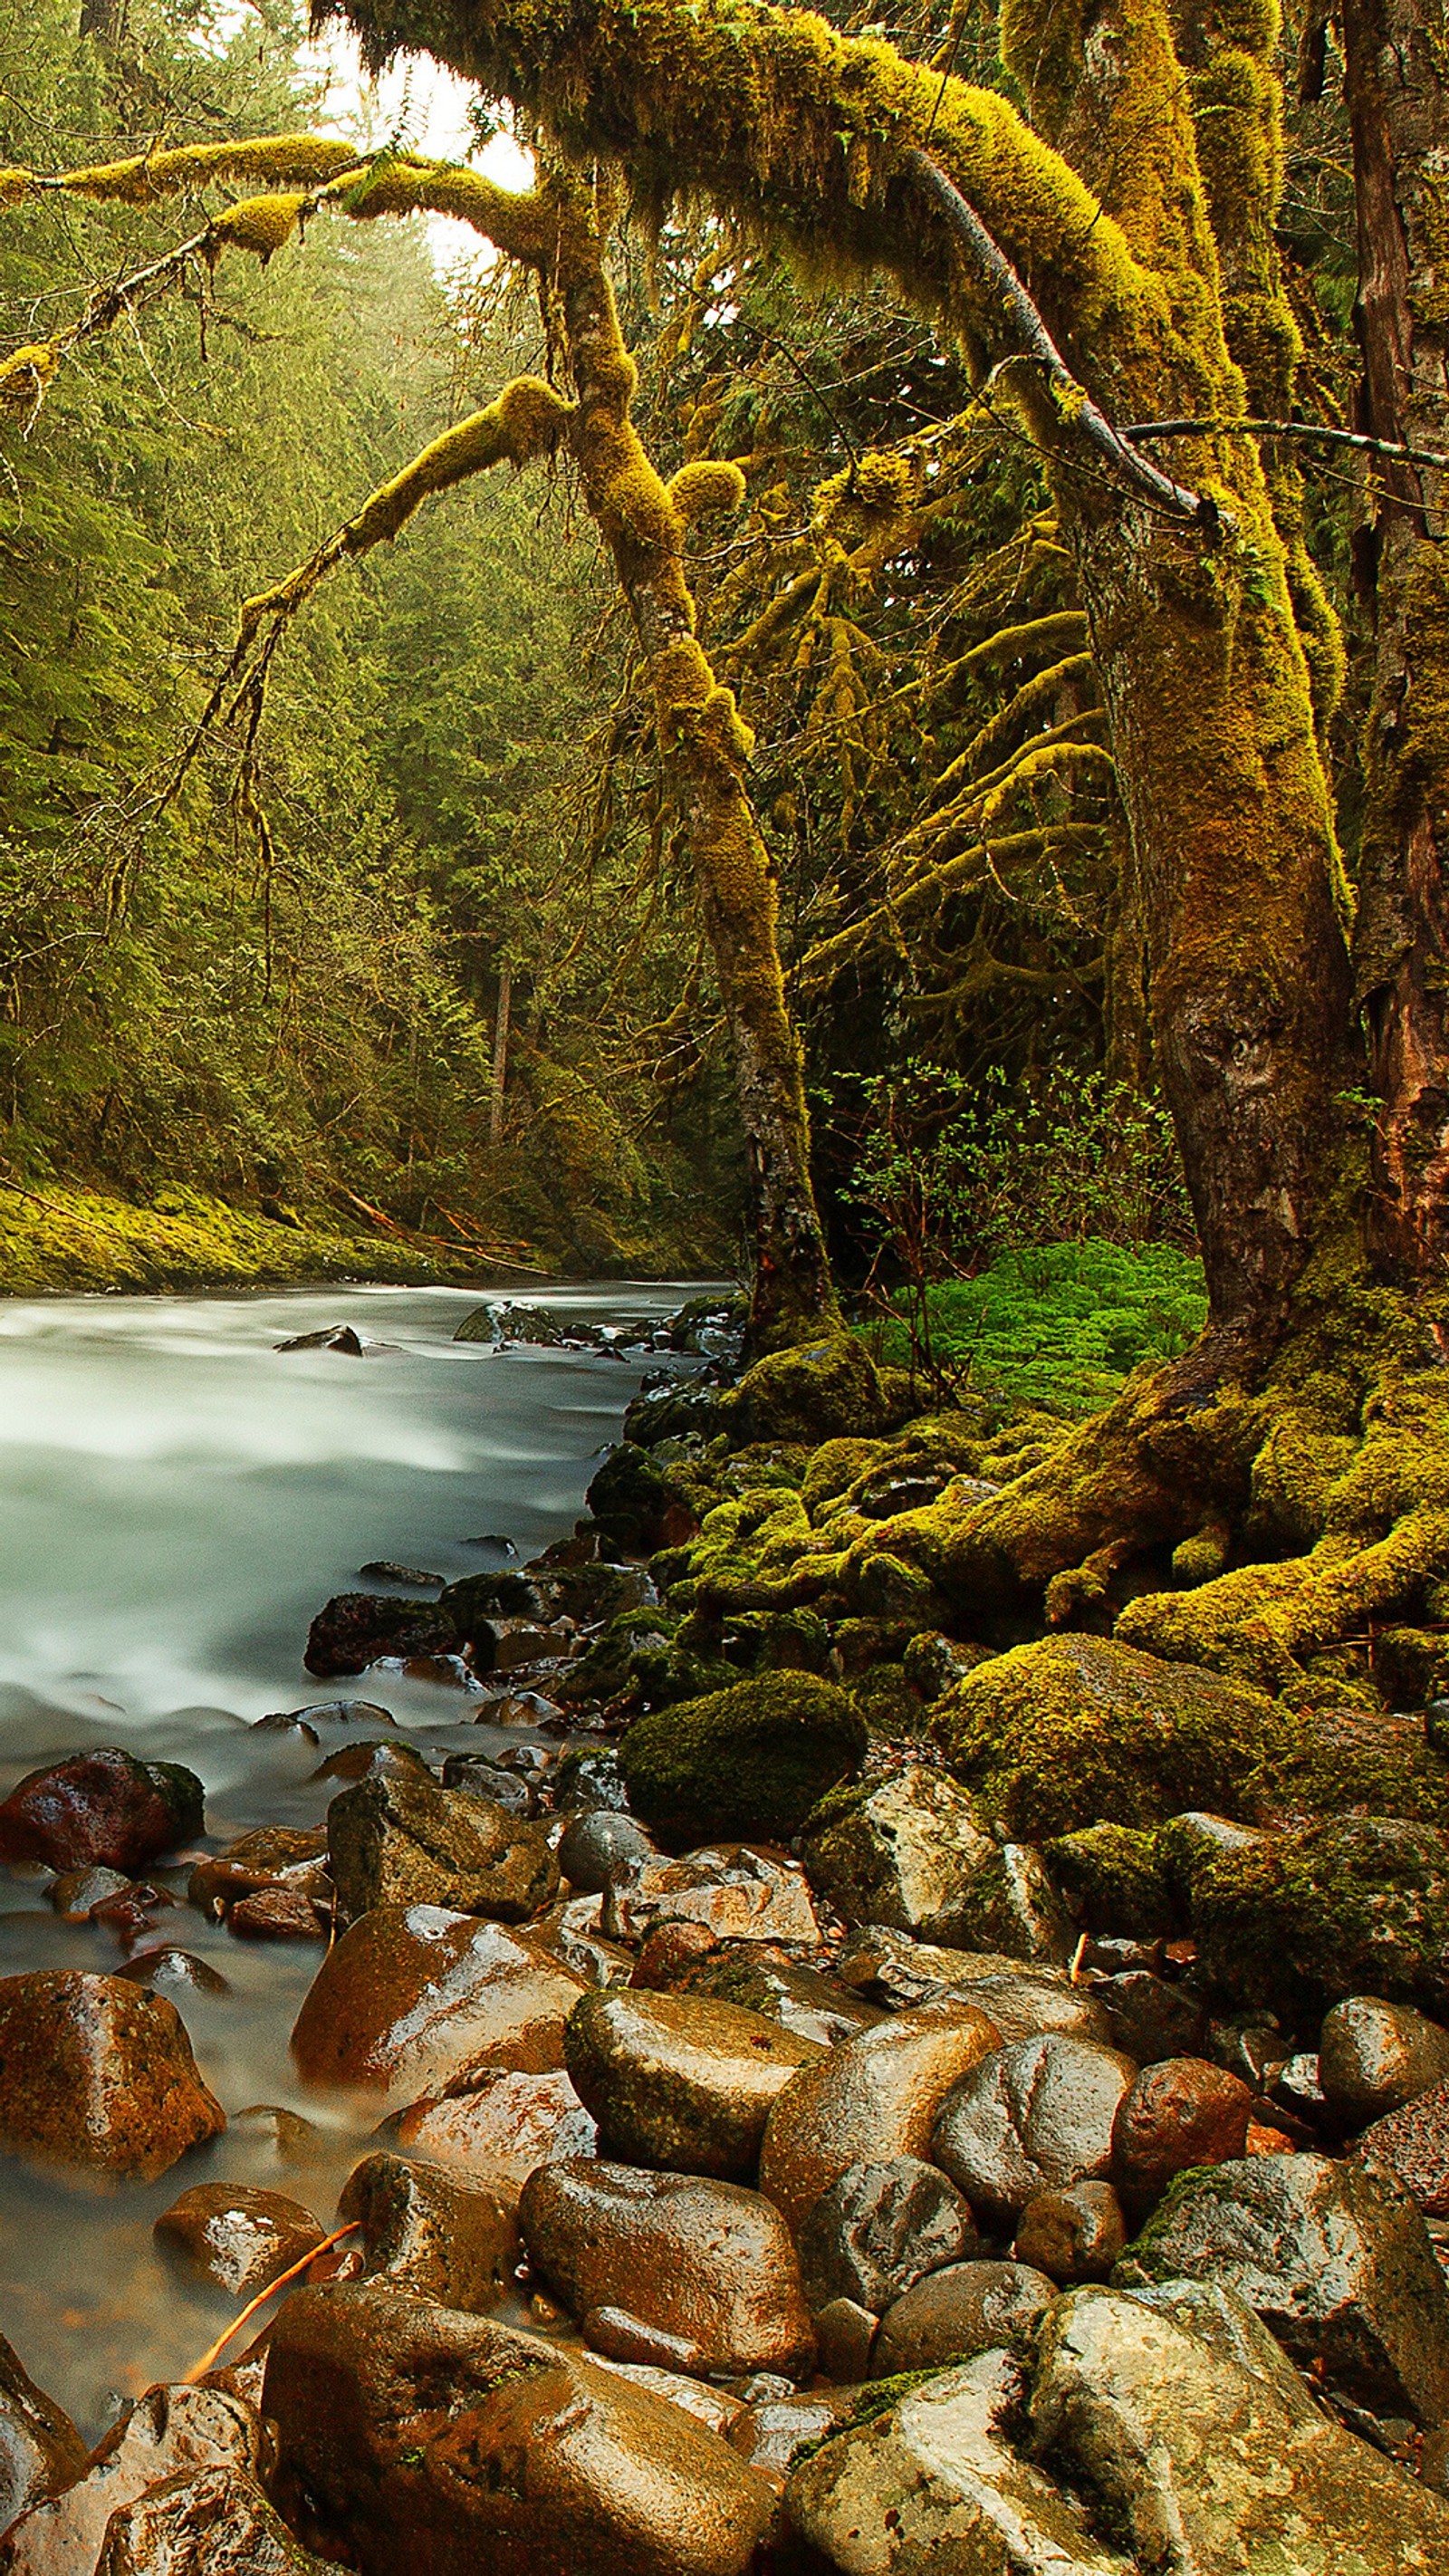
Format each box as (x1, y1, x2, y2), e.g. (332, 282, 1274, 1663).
(6, 0, 1449, 2565)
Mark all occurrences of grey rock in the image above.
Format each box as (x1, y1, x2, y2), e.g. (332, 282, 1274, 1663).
(933, 2034, 1138, 2226)
(1319, 1996, 1449, 2128)
(797, 2157, 977, 2315)
(557, 1812, 658, 1895)
(801, 1771, 1071, 1961)
(438, 1755, 535, 1815)
(871, 2259, 1057, 2377)
(835, 1928, 1107, 2038)
(326, 1773, 559, 1925)
(1113, 2150, 1449, 2426)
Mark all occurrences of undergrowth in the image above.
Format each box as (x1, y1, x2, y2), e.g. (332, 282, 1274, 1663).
(868, 1238, 1208, 1414)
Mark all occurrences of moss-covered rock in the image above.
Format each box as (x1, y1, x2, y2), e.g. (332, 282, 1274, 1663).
(1190, 1816, 1449, 2023)
(932, 1634, 1449, 1840)
(619, 1673, 867, 1844)
(1042, 1822, 1177, 1936)
(715, 1335, 898, 1450)
(585, 1444, 698, 1554)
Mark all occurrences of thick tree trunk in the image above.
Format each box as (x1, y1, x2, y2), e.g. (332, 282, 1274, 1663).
(1342, 0, 1449, 1289)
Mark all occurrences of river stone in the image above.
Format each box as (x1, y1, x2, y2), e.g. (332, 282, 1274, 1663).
(263, 2283, 777, 2576)
(0, 1972, 224, 2181)
(326, 1773, 558, 1926)
(603, 1845, 820, 1946)
(728, 2387, 859, 2482)
(389, 2065, 597, 2189)
(759, 1999, 1001, 2232)
(303, 1593, 459, 1678)
(290, 1904, 588, 2100)
(1110, 2055, 1254, 2218)
(337, 2151, 518, 2311)
(797, 2157, 977, 2315)
(0, 1750, 202, 1875)
(154, 2185, 324, 2295)
(1032, 2278, 1449, 2575)
(1319, 1995, 1449, 2126)
(800, 1769, 1072, 1961)
(230, 2104, 325, 2164)
(1354, 2077, 1449, 2214)
(311, 1740, 434, 1785)
(871, 2258, 1057, 2377)
(784, 2346, 1132, 2575)
(559, 1812, 658, 1894)
(519, 2158, 816, 2379)
(678, 1948, 883, 2046)
(931, 1634, 1296, 1839)
(1013, 2182, 1128, 2285)
(439, 1754, 536, 1814)
(816, 2297, 878, 2381)
(932, 2034, 1137, 2227)
(1113, 2149, 1449, 2424)
(619, 1673, 866, 1844)
(1090, 1967, 1205, 2063)
(0, 2379, 260, 2576)
(1041, 1822, 1176, 1936)
(833, 1928, 1108, 2038)
(93, 2465, 342, 2575)
(1191, 1815, 1449, 2022)
(188, 1828, 331, 1921)
(563, 1987, 822, 2179)
(49, 1868, 131, 1922)
(0, 2334, 86, 2538)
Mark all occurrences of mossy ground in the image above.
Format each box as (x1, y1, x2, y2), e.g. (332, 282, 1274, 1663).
(0, 1183, 456, 1293)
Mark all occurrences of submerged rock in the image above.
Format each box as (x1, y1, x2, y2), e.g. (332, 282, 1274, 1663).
(263, 2284, 777, 2576)
(154, 2185, 324, 2296)
(520, 2158, 816, 2379)
(619, 1673, 866, 1845)
(0, 1972, 224, 2181)
(290, 1904, 587, 2100)
(564, 1986, 822, 2180)
(0, 1750, 202, 1874)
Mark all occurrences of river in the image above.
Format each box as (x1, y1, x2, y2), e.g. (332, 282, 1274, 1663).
(0, 1279, 690, 2434)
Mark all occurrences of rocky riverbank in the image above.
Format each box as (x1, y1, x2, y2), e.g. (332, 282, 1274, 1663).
(0, 1312, 1446, 2568)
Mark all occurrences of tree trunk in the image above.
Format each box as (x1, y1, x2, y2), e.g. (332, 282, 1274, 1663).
(1342, 0, 1449, 1289)
(489, 965, 510, 1149)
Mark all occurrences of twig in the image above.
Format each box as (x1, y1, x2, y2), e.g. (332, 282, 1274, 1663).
(906, 149, 1211, 527)
(182, 2221, 360, 2381)
(1121, 413, 1449, 473)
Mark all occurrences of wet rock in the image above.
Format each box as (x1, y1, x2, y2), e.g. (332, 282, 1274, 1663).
(250, 1713, 321, 1745)
(263, 2283, 777, 2576)
(1191, 1815, 1449, 2022)
(275, 1324, 373, 1353)
(1012, 2182, 1128, 2285)
(602, 1844, 820, 1946)
(389, 2065, 597, 2190)
(932, 2034, 1137, 2228)
(0, 1750, 202, 1875)
(337, 2151, 517, 2311)
(815, 2298, 878, 2382)
(438, 1754, 535, 1814)
(619, 1673, 866, 1845)
(290, 1904, 587, 2100)
(833, 1927, 1106, 2037)
(0, 1972, 224, 2181)
(526, 1894, 634, 1991)
(327, 1773, 559, 1926)
(797, 2158, 977, 2316)
(1110, 2055, 1254, 2218)
(681, 1948, 882, 2046)
(554, 1747, 630, 1813)
(232, 1887, 330, 1940)
(188, 1827, 331, 1922)
(1041, 1822, 1176, 1936)
(585, 1442, 694, 1554)
(1114, 2149, 1449, 2424)
(310, 1741, 433, 1785)
(0, 2334, 86, 2537)
(230, 2103, 324, 2164)
(759, 1999, 1001, 2232)
(1090, 1967, 1205, 2063)
(360, 1562, 445, 1588)
(558, 1812, 658, 1894)
(154, 2185, 325, 2295)
(1319, 1995, 1449, 2127)
(1355, 2078, 1449, 2215)
(800, 1770, 1072, 1962)
(871, 2258, 1057, 2376)
(564, 1986, 823, 2180)
(48, 1867, 132, 1922)
(0, 2379, 260, 2576)
(520, 2158, 815, 2379)
(94, 2464, 341, 2575)
(264, 1702, 396, 1731)
(785, 2347, 1129, 2575)
(1032, 2278, 1449, 2575)
(727, 2388, 857, 2483)
(589, 2359, 745, 2440)
(304, 1594, 459, 1680)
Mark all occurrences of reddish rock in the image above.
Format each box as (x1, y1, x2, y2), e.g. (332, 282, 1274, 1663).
(390, 2066, 597, 2190)
(228, 1888, 329, 1941)
(118, 1948, 231, 1998)
(0, 1750, 202, 1874)
(304, 1593, 459, 1679)
(0, 1972, 225, 2181)
(1111, 2056, 1254, 2217)
(290, 1904, 587, 2100)
(1355, 2078, 1449, 2215)
(188, 1829, 331, 1923)
(155, 2185, 325, 2295)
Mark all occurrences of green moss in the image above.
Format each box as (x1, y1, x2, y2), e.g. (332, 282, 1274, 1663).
(717, 1333, 900, 1449)
(0, 1182, 440, 1293)
(871, 1244, 1208, 1418)
(618, 1669, 867, 1842)
(1042, 1821, 1177, 1935)
(1189, 1813, 1449, 2021)
(848, 1659, 927, 1737)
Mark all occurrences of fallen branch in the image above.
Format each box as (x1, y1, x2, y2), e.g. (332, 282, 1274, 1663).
(182, 2221, 360, 2381)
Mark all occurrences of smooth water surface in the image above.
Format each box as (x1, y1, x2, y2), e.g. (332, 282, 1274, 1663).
(0, 1278, 693, 2430)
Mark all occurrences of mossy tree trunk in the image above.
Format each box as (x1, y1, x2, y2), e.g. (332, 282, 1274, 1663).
(1342, 0, 1449, 1289)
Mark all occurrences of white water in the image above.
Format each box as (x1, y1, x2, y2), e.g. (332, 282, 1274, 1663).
(0, 1278, 692, 2434)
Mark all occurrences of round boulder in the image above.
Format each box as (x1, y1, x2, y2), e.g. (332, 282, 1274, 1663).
(0, 1972, 225, 2181)
(797, 2157, 978, 2316)
(0, 1750, 203, 1874)
(932, 2033, 1137, 2227)
(154, 2184, 325, 2295)
(760, 2000, 1001, 2233)
(563, 1987, 823, 2180)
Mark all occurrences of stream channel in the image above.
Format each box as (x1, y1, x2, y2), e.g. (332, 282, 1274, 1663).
(0, 1277, 690, 2435)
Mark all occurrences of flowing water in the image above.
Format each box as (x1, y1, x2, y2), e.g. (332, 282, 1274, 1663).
(0, 1278, 693, 2434)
